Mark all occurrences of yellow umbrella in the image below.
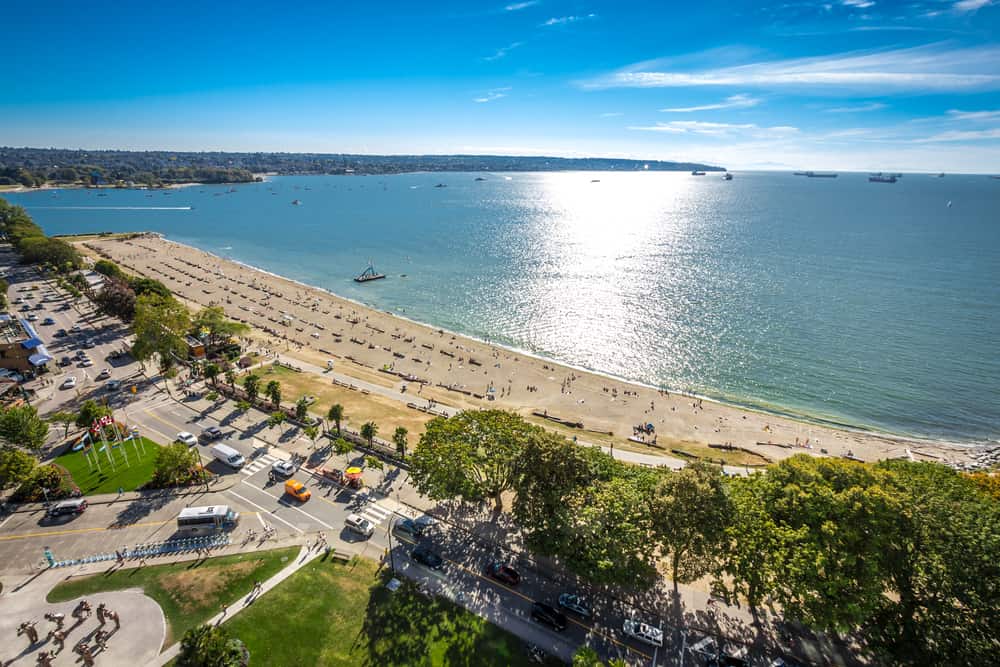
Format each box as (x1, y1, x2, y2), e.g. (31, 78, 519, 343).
(345, 466, 363, 475)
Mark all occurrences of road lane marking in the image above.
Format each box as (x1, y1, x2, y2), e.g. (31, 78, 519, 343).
(226, 489, 303, 534)
(255, 512, 267, 528)
(239, 479, 335, 530)
(0, 518, 174, 542)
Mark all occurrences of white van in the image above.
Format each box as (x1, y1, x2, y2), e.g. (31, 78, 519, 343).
(210, 442, 245, 469)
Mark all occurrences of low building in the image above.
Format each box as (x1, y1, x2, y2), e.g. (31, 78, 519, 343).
(0, 314, 53, 372)
(186, 335, 206, 359)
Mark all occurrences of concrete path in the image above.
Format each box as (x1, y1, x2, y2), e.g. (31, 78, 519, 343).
(152, 543, 331, 665)
(0, 569, 165, 667)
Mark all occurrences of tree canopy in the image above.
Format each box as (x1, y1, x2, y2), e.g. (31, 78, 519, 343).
(0, 404, 50, 452)
(131, 293, 191, 367)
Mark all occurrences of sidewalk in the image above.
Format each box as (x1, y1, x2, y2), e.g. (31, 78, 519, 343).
(4, 477, 238, 515)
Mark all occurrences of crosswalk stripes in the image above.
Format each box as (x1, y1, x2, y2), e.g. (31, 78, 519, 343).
(242, 453, 279, 476)
(358, 501, 394, 527)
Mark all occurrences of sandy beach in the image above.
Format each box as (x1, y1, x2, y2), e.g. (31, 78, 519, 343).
(80, 233, 974, 467)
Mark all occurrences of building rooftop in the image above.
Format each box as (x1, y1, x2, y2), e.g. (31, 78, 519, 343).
(0, 315, 30, 345)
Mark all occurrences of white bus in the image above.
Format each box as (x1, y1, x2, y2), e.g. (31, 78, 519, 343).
(176, 505, 240, 534)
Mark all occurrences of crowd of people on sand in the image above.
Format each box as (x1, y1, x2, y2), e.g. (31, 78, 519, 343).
(18, 600, 122, 666)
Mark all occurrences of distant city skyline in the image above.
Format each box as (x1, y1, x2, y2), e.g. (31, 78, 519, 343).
(3, 0, 999, 172)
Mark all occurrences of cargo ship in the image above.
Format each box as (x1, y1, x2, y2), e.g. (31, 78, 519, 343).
(793, 171, 838, 178)
(869, 173, 897, 183)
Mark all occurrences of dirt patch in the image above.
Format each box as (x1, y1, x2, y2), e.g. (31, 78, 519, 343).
(159, 560, 257, 613)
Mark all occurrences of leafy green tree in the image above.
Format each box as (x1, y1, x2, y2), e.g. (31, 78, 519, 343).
(267, 412, 286, 430)
(152, 442, 201, 487)
(193, 305, 249, 350)
(128, 276, 171, 298)
(177, 624, 249, 667)
(561, 471, 659, 585)
(865, 460, 1000, 666)
(649, 462, 732, 590)
(204, 362, 221, 387)
(235, 400, 251, 412)
(513, 431, 618, 557)
(392, 426, 408, 458)
(264, 380, 281, 409)
(93, 259, 126, 280)
(47, 411, 78, 438)
(572, 646, 604, 667)
(408, 410, 533, 511)
(365, 455, 384, 479)
(294, 397, 309, 421)
(303, 424, 319, 448)
(333, 437, 354, 457)
(131, 293, 191, 368)
(224, 369, 237, 391)
(75, 400, 111, 428)
(360, 421, 378, 448)
(0, 448, 37, 490)
(242, 374, 260, 403)
(0, 404, 50, 452)
(327, 404, 344, 434)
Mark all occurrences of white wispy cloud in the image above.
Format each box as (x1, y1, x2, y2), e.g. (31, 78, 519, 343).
(914, 128, 1000, 142)
(484, 42, 523, 61)
(628, 120, 799, 138)
(599, 112, 624, 117)
(660, 94, 760, 113)
(947, 108, 1000, 121)
(583, 44, 1000, 93)
(542, 13, 596, 26)
(505, 1, 539, 10)
(841, 0, 875, 7)
(473, 87, 511, 103)
(953, 0, 994, 12)
(826, 102, 887, 112)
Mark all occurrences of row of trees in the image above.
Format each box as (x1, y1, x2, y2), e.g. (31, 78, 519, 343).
(0, 198, 82, 272)
(406, 410, 1000, 666)
(0, 164, 256, 188)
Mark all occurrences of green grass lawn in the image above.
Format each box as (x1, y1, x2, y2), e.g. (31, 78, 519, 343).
(55, 436, 161, 495)
(46, 547, 299, 644)
(224, 555, 554, 667)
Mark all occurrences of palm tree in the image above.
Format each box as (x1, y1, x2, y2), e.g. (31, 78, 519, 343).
(267, 412, 286, 430)
(360, 421, 378, 448)
(303, 424, 319, 449)
(242, 374, 260, 403)
(224, 368, 236, 391)
(392, 426, 408, 458)
(204, 362, 220, 387)
(294, 397, 309, 422)
(264, 380, 281, 409)
(327, 404, 344, 435)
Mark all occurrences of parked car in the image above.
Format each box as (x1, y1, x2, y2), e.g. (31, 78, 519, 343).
(345, 513, 375, 538)
(58, 356, 72, 366)
(622, 619, 663, 647)
(42, 317, 55, 325)
(284, 479, 311, 502)
(96, 368, 112, 380)
(557, 593, 592, 618)
(71, 324, 81, 332)
(82, 339, 96, 349)
(26, 314, 38, 321)
(33, 303, 43, 310)
(392, 517, 425, 540)
(61, 376, 77, 389)
(46, 499, 87, 518)
(271, 460, 295, 477)
(199, 425, 224, 442)
(20, 304, 32, 311)
(485, 562, 521, 586)
(79, 358, 94, 368)
(176, 432, 198, 447)
(411, 546, 444, 570)
(530, 602, 568, 632)
(106, 379, 122, 392)
(57, 303, 71, 311)
(54, 329, 67, 338)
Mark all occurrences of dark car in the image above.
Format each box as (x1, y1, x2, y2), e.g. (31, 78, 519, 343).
(531, 602, 567, 632)
(200, 426, 224, 442)
(485, 561, 521, 586)
(411, 546, 444, 570)
(54, 329, 67, 338)
(42, 317, 55, 325)
(557, 593, 592, 618)
(46, 498, 87, 518)
(57, 303, 71, 311)
(392, 517, 425, 540)
(58, 356, 72, 367)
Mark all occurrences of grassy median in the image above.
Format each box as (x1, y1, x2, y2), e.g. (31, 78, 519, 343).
(47, 546, 299, 644)
(56, 436, 162, 494)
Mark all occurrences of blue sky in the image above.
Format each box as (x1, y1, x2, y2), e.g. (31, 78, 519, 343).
(3, 0, 999, 171)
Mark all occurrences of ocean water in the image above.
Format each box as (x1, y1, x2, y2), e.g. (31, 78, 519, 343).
(7, 172, 999, 444)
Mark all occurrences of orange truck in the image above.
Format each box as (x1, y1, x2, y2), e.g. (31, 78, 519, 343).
(284, 479, 311, 502)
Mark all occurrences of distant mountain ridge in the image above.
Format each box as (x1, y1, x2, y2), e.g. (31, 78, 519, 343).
(0, 147, 724, 186)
